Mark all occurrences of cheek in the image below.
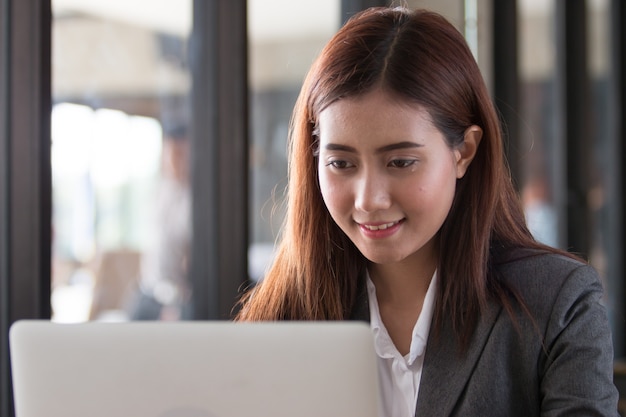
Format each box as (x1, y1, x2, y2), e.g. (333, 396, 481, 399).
(318, 170, 349, 216)
(409, 163, 458, 209)
(431, 167, 458, 212)
(317, 170, 338, 208)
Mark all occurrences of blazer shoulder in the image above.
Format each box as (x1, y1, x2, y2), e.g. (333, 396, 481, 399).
(493, 248, 605, 317)
(494, 247, 596, 282)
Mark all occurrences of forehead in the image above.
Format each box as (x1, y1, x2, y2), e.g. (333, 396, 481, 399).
(317, 89, 439, 145)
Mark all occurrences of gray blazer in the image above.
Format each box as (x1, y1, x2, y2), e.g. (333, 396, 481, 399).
(351, 249, 620, 416)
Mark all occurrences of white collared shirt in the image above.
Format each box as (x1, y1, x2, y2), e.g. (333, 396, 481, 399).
(366, 270, 438, 417)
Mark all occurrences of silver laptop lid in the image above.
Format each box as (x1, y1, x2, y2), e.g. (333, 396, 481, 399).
(10, 320, 380, 417)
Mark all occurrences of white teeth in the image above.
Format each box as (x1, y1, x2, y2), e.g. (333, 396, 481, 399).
(363, 221, 397, 231)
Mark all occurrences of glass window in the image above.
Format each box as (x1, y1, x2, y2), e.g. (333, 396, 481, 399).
(51, 0, 192, 322)
(518, 0, 562, 249)
(518, 0, 621, 351)
(247, 0, 340, 282)
(586, 0, 622, 352)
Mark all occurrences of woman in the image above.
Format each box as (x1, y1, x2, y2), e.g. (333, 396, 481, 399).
(236, 7, 619, 416)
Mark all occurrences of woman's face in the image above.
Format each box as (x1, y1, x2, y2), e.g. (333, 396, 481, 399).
(317, 89, 476, 268)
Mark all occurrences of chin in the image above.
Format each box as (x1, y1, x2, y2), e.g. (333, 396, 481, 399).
(361, 252, 407, 265)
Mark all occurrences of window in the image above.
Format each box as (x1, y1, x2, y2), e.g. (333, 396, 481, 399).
(51, 0, 193, 322)
(247, 0, 340, 282)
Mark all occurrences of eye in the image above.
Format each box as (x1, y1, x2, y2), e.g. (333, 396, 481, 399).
(326, 160, 355, 169)
(388, 159, 417, 168)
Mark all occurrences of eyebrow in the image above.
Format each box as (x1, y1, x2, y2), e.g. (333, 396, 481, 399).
(324, 141, 424, 153)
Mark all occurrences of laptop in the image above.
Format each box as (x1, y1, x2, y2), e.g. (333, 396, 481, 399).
(9, 320, 380, 417)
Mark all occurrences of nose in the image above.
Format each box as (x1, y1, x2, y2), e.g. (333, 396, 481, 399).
(354, 170, 392, 213)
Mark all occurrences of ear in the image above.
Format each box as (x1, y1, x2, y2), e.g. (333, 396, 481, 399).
(455, 125, 482, 179)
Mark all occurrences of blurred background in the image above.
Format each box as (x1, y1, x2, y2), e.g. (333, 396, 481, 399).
(1, 0, 624, 413)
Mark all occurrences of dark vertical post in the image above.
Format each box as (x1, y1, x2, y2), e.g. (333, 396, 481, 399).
(492, 0, 521, 188)
(0, 0, 52, 416)
(611, 0, 625, 357)
(0, 3, 7, 416)
(189, 0, 248, 319)
(556, 0, 592, 258)
(0, 4, 7, 410)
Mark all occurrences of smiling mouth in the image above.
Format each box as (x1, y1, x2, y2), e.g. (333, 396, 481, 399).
(360, 221, 401, 231)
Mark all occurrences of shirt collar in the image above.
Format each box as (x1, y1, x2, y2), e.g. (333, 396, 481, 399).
(366, 269, 438, 365)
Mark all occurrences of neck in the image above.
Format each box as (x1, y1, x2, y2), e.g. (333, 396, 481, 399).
(368, 250, 437, 308)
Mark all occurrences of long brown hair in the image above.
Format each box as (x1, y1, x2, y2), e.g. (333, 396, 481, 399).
(237, 7, 555, 345)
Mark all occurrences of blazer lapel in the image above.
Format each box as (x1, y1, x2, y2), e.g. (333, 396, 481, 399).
(415, 302, 502, 417)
